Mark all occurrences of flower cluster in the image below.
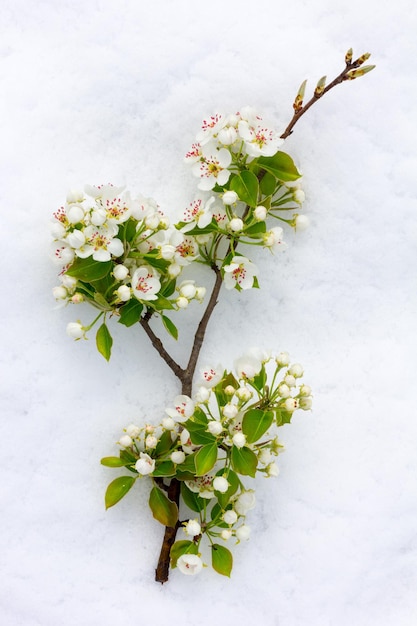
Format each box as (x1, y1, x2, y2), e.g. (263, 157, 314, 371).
(102, 350, 312, 577)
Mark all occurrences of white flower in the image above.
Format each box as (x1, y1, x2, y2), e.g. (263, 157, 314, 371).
(53, 245, 75, 266)
(289, 363, 304, 378)
(207, 421, 223, 436)
(236, 524, 251, 541)
(284, 398, 299, 412)
(131, 266, 161, 301)
(213, 476, 229, 493)
(254, 205, 267, 221)
(258, 448, 273, 465)
(238, 119, 283, 157)
(194, 386, 211, 403)
(116, 285, 131, 301)
(176, 296, 189, 309)
(192, 144, 232, 191)
(135, 452, 155, 475)
(113, 264, 129, 280)
(196, 112, 226, 144)
(200, 365, 223, 388)
(66, 322, 84, 339)
(223, 256, 258, 291)
(183, 519, 201, 537)
(276, 352, 290, 367)
(166, 395, 195, 422)
(185, 474, 215, 499)
(119, 435, 133, 447)
(171, 450, 186, 464)
(145, 435, 158, 449)
(182, 196, 215, 229)
(232, 432, 246, 448)
(223, 509, 238, 525)
(76, 225, 124, 262)
(222, 190, 238, 205)
(162, 417, 175, 430)
(53, 286, 68, 300)
(177, 554, 203, 576)
(263, 226, 287, 251)
(266, 462, 279, 477)
(234, 490, 256, 515)
(235, 354, 262, 380)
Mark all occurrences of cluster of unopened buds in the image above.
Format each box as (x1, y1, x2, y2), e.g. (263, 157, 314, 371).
(101, 350, 312, 577)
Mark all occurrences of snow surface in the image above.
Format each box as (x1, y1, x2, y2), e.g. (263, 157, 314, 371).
(1, 1, 416, 624)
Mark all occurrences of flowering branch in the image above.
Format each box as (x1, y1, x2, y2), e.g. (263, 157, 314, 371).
(50, 48, 374, 583)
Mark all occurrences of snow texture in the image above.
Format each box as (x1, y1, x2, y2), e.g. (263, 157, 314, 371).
(1, 1, 416, 625)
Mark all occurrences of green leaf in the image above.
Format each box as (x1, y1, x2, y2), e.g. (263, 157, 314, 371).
(252, 365, 267, 391)
(258, 151, 301, 181)
(66, 257, 113, 281)
(194, 443, 218, 476)
(152, 460, 176, 478)
(230, 170, 259, 208)
(155, 430, 174, 456)
(161, 315, 178, 340)
(181, 482, 205, 512)
(160, 278, 177, 298)
(242, 408, 274, 444)
(192, 407, 208, 425)
(185, 422, 217, 446)
(96, 323, 113, 361)
(170, 540, 198, 568)
(151, 296, 175, 311)
(260, 170, 277, 195)
(175, 452, 197, 480)
(275, 409, 293, 426)
(149, 486, 179, 527)
(245, 221, 266, 236)
(101, 456, 127, 467)
(211, 544, 233, 577)
(118, 299, 143, 327)
(105, 475, 136, 509)
(231, 445, 258, 477)
(93, 292, 110, 308)
(119, 448, 137, 464)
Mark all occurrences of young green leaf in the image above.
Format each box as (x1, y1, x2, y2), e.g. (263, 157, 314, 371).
(105, 475, 136, 509)
(242, 408, 273, 443)
(231, 445, 258, 477)
(161, 315, 178, 340)
(194, 443, 218, 476)
(149, 486, 179, 527)
(118, 299, 144, 327)
(96, 323, 113, 361)
(66, 257, 113, 281)
(170, 540, 198, 569)
(101, 456, 128, 467)
(258, 151, 301, 181)
(230, 170, 259, 208)
(211, 544, 233, 577)
(180, 482, 205, 513)
(152, 460, 176, 478)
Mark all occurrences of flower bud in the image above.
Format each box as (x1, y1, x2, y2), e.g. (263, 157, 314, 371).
(183, 519, 201, 537)
(284, 397, 299, 412)
(162, 417, 175, 430)
(113, 264, 129, 280)
(213, 476, 229, 493)
(117, 285, 131, 301)
(278, 383, 291, 398)
(224, 385, 235, 396)
(221, 529, 232, 540)
(53, 286, 67, 300)
(176, 296, 189, 309)
(207, 420, 223, 436)
(71, 293, 84, 304)
(289, 363, 304, 378)
(145, 213, 160, 230)
(236, 524, 251, 541)
(168, 263, 182, 277)
(195, 287, 206, 302)
(179, 280, 197, 299)
(119, 435, 133, 447)
(266, 462, 279, 477)
(223, 403, 238, 419)
(232, 432, 246, 448)
(218, 127, 237, 145)
(66, 322, 84, 339)
(145, 434, 158, 449)
(299, 384, 312, 397)
(258, 448, 273, 464)
(229, 217, 244, 232)
(125, 424, 141, 438)
(293, 189, 305, 204)
(276, 351, 290, 367)
(254, 205, 267, 221)
(299, 396, 313, 410)
(234, 490, 256, 515)
(222, 509, 238, 525)
(66, 205, 85, 224)
(284, 374, 296, 387)
(222, 190, 238, 205)
(135, 452, 155, 475)
(171, 450, 186, 464)
(235, 386, 252, 401)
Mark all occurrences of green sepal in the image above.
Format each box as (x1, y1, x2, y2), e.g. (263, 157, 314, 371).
(96, 323, 113, 361)
(100, 456, 126, 467)
(161, 315, 178, 340)
(258, 151, 301, 182)
(242, 408, 274, 444)
(105, 475, 136, 509)
(212, 544, 233, 577)
(194, 443, 218, 476)
(66, 257, 113, 281)
(170, 540, 198, 569)
(149, 486, 179, 527)
(231, 445, 258, 477)
(230, 170, 259, 208)
(118, 299, 144, 327)
(180, 482, 206, 512)
(260, 170, 277, 195)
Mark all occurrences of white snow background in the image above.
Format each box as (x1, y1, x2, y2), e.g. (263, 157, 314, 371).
(1, 1, 416, 625)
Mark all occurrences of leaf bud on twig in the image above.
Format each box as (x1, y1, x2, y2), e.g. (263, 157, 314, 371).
(345, 47, 353, 65)
(346, 65, 376, 80)
(355, 52, 371, 67)
(293, 79, 307, 112)
(314, 75, 326, 97)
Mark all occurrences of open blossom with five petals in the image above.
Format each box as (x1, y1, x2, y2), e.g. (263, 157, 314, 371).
(200, 365, 223, 388)
(131, 266, 161, 301)
(165, 395, 195, 422)
(192, 143, 232, 191)
(196, 112, 226, 145)
(182, 196, 215, 230)
(73, 224, 124, 262)
(223, 256, 258, 290)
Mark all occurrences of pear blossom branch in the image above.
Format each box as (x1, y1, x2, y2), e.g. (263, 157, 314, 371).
(155, 478, 181, 584)
(280, 49, 375, 139)
(140, 313, 185, 380)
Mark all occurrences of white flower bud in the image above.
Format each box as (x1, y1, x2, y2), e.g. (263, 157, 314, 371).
(222, 509, 238, 525)
(284, 397, 299, 412)
(258, 448, 273, 464)
(294, 189, 306, 204)
(278, 383, 291, 398)
(179, 280, 197, 299)
(183, 519, 201, 537)
(51, 222, 66, 239)
(223, 403, 238, 419)
(218, 126, 237, 145)
(224, 385, 235, 396)
(145, 435, 158, 449)
(235, 386, 252, 401)
(176, 296, 189, 309)
(236, 524, 251, 541)
(195, 287, 206, 302)
(66, 205, 85, 224)
(119, 435, 133, 447)
(229, 217, 244, 232)
(71, 293, 84, 304)
(207, 421, 223, 436)
(254, 205, 267, 221)
(66, 229, 85, 249)
(289, 363, 304, 378)
(145, 213, 160, 230)
(276, 351, 290, 366)
(125, 424, 141, 438)
(160, 244, 176, 260)
(299, 396, 313, 410)
(53, 286, 68, 300)
(66, 322, 84, 339)
(213, 476, 229, 493)
(222, 190, 238, 205)
(284, 374, 296, 388)
(266, 462, 279, 477)
(113, 264, 129, 280)
(232, 432, 246, 448)
(234, 490, 256, 515)
(177, 554, 203, 576)
(168, 263, 182, 277)
(66, 190, 84, 203)
(162, 417, 175, 430)
(171, 450, 186, 464)
(117, 285, 131, 301)
(295, 214, 310, 231)
(221, 529, 232, 540)
(61, 274, 77, 289)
